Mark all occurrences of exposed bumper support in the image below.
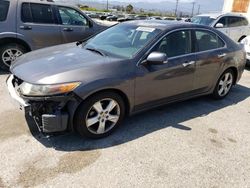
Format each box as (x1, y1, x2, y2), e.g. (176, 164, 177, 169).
(6, 75, 79, 133)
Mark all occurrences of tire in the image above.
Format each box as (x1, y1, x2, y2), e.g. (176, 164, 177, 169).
(212, 69, 235, 99)
(75, 92, 126, 139)
(0, 43, 27, 71)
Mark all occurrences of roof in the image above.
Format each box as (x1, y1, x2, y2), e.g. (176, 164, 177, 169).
(123, 20, 209, 31)
(196, 12, 247, 19)
(14, 0, 78, 8)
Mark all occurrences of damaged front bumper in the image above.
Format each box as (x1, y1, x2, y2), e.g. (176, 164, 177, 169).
(7, 75, 81, 134)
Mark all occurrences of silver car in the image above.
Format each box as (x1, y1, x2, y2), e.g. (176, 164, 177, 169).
(0, 0, 107, 70)
(191, 13, 250, 43)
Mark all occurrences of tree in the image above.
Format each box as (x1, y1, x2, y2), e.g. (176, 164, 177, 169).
(126, 4, 134, 13)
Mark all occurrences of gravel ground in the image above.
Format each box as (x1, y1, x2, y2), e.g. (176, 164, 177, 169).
(0, 68, 250, 188)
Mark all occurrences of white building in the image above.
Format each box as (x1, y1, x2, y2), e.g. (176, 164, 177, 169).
(223, 0, 250, 20)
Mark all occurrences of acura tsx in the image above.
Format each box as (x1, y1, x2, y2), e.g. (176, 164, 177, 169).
(7, 20, 246, 138)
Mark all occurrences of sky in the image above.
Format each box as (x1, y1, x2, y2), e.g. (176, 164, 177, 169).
(57, 0, 224, 13)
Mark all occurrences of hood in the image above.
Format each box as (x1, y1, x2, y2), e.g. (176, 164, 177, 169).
(11, 43, 122, 85)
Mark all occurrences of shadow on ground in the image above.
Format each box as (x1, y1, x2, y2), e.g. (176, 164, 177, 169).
(26, 84, 250, 152)
(0, 70, 8, 75)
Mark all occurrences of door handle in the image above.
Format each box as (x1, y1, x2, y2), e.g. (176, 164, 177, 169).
(218, 53, 227, 58)
(183, 61, 195, 67)
(63, 28, 73, 32)
(19, 26, 32, 30)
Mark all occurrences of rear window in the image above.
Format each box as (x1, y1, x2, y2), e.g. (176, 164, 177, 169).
(0, 1, 10, 22)
(240, 17, 249, 26)
(21, 3, 55, 24)
(191, 16, 216, 26)
(195, 30, 225, 52)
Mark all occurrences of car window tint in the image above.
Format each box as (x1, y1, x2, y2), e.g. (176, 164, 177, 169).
(240, 17, 248, 25)
(21, 3, 32, 23)
(58, 7, 88, 26)
(195, 30, 225, 52)
(153, 30, 191, 58)
(29, 3, 54, 24)
(0, 1, 10, 22)
(217, 17, 227, 27)
(228, 17, 242, 27)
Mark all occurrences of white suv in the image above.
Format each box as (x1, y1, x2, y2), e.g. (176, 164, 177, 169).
(191, 13, 250, 42)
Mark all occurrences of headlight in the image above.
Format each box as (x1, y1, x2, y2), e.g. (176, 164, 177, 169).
(242, 38, 249, 46)
(19, 82, 81, 96)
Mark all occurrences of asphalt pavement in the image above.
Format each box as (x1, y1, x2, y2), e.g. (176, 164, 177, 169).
(0, 68, 250, 188)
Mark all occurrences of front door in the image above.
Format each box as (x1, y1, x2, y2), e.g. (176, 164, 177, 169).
(135, 30, 196, 109)
(56, 6, 93, 43)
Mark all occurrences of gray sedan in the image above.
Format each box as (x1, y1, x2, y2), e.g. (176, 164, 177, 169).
(7, 21, 246, 138)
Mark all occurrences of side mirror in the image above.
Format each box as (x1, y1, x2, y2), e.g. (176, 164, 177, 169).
(215, 23, 224, 28)
(143, 52, 168, 65)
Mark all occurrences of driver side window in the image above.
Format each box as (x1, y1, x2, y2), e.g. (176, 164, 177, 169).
(58, 7, 88, 26)
(216, 17, 227, 28)
(152, 30, 191, 58)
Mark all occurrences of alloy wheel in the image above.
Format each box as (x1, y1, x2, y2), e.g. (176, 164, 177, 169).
(85, 98, 121, 135)
(2, 48, 23, 67)
(218, 72, 233, 97)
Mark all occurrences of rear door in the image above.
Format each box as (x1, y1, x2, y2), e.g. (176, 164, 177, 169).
(193, 29, 227, 93)
(228, 16, 250, 42)
(16, 2, 62, 50)
(56, 6, 94, 43)
(227, 16, 245, 42)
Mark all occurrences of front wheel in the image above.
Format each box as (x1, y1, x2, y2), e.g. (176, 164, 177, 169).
(75, 92, 126, 139)
(212, 69, 235, 99)
(0, 43, 27, 71)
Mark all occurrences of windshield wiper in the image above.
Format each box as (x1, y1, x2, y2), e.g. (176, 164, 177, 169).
(86, 47, 106, 56)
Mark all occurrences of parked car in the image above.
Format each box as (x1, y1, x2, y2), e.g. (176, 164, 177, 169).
(100, 14, 113, 20)
(135, 15, 149, 20)
(7, 20, 246, 138)
(164, 17, 176, 21)
(149, 16, 162, 20)
(85, 12, 100, 19)
(191, 13, 250, 43)
(241, 36, 250, 66)
(0, 0, 107, 70)
(117, 15, 135, 22)
(106, 15, 124, 21)
(185, 18, 191, 22)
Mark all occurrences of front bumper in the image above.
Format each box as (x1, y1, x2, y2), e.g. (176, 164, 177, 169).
(7, 75, 29, 110)
(6, 75, 80, 133)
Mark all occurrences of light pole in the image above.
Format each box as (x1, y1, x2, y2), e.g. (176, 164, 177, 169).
(174, 0, 179, 17)
(107, 0, 109, 11)
(197, 4, 200, 15)
(191, 2, 196, 17)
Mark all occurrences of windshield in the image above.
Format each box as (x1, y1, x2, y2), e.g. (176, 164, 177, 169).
(84, 24, 162, 59)
(191, 16, 215, 26)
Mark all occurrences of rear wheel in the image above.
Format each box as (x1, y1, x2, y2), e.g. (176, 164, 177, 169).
(0, 43, 27, 71)
(212, 69, 235, 99)
(75, 92, 125, 138)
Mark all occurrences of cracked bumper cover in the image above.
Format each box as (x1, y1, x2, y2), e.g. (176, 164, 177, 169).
(7, 75, 80, 133)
